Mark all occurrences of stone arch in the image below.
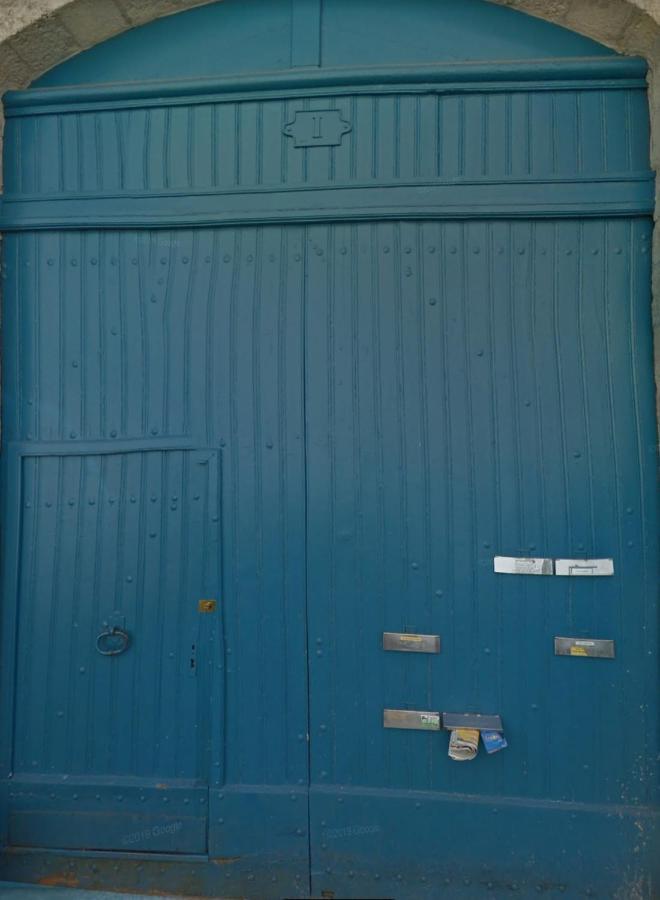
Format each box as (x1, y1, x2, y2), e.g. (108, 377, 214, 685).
(0, 1, 657, 92)
(0, 0, 658, 420)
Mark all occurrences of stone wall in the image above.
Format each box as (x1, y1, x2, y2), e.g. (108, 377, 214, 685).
(0, 0, 658, 426)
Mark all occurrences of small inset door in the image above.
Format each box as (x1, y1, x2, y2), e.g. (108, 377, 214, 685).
(6, 445, 220, 854)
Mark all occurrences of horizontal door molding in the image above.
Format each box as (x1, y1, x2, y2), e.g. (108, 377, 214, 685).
(2, 64, 650, 233)
(0, 176, 653, 230)
(4, 59, 647, 114)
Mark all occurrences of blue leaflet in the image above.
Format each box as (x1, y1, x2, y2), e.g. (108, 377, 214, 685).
(481, 730, 508, 754)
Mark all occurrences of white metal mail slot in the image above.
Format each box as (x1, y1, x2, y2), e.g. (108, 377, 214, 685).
(493, 556, 553, 576)
(383, 632, 440, 653)
(383, 709, 441, 731)
(555, 558, 614, 576)
(554, 637, 615, 658)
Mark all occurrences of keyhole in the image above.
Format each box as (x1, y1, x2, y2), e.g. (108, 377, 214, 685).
(190, 644, 196, 670)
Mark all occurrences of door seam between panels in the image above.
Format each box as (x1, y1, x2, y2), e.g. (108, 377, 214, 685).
(302, 223, 313, 899)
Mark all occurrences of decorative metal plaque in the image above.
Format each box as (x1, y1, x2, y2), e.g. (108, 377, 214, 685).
(554, 559, 614, 576)
(283, 109, 351, 148)
(383, 709, 441, 731)
(554, 637, 615, 658)
(383, 632, 440, 654)
(494, 556, 553, 575)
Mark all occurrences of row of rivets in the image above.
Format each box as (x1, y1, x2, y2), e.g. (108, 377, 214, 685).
(29, 494, 199, 506)
(21, 439, 221, 457)
(11, 791, 205, 803)
(318, 873, 580, 892)
(30, 240, 646, 269)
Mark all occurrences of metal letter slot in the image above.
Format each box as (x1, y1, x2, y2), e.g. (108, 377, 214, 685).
(554, 637, 615, 658)
(554, 559, 614, 576)
(383, 632, 440, 654)
(494, 556, 553, 575)
(383, 709, 441, 731)
(442, 712, 503, 732)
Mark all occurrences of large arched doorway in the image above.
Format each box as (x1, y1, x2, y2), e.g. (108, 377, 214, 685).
(0, 1, 657, 896)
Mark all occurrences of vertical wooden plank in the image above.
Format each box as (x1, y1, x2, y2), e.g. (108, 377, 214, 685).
(291, 0, 322, 67)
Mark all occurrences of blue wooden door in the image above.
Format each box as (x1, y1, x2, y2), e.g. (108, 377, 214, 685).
(5, 444, 220, 853)
(0, 1, 658, 897)
(0, 226, 311, 893)
(304, 218, 659, 898)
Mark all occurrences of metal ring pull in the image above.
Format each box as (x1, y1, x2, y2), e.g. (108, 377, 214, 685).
(96, 626, 130, 656)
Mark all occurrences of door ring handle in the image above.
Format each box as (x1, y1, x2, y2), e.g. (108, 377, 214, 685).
(96, 626, 130, 656)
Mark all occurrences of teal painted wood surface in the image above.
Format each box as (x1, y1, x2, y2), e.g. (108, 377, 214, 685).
(0, 1, 657, 898)
(31, 0, 615, 88)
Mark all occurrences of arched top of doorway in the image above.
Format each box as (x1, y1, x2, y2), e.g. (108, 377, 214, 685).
(32, 0, 616, 90)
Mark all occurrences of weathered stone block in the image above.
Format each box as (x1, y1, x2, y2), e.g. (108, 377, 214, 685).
(494, 0, 572, 21)
(8, 14, 81, 77)
(564, 0, 636, 43)
(0, 1, 64, 45)
(58, 0, 128, 48)
(0, 43, 34, 89)
(114, 0, 213, 28)
(633, 0, 660, 15)
(621, 11, 660, 56)
(648, 70, 660, 168)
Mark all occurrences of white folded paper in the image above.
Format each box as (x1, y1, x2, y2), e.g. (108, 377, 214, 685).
(448, 727, 480, 761)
